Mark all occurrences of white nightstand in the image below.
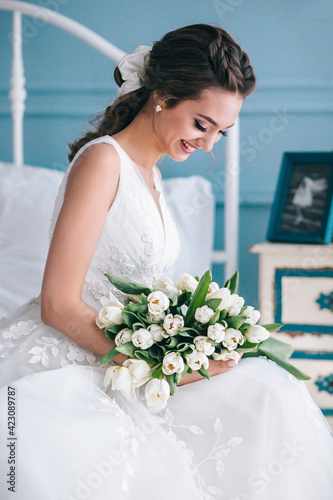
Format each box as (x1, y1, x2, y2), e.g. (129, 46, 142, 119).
(250, 242, 333, 429)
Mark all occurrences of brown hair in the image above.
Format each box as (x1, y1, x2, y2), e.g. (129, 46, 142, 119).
(68, 24, 256, 162)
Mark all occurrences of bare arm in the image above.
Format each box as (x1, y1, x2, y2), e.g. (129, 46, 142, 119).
(40, 143, 127, 364)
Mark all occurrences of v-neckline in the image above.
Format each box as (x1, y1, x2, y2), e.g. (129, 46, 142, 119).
(108, 136, 165, 233)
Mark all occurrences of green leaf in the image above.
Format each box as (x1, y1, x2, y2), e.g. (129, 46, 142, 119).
(133, 350, 154, 363)
(104, 330, 116, 341)
(137, 312, 156, 325)
(223, 270, 239, 294)
(261, 323, 284, 333)
(126, 302, 148, 314)
(236, 344, 261, 354)
(185, 270, 212, 326)
(105, 273, 152, 295)
(208, 310, 220, 326)
(132, 322, 145, 331)
(259, 337, 293, 361)
(198, 366, 210, 380)
(148, 345, 164, 360)
(226, 315, 248, 330)
(177, 327, 198, 337)
(122, 311, 140, 328)
(105, 324, 125, 336)
(177, 291, 192, 307)
(115, 341, 136, 357)
(181, 364, 189, 378)
(174, 371, 182, 384)
(150, 365, 164, 379)
(203, 298, 222, 311)
(100, 346, 119, 366)
(219, 310, 227, 321)
(166, 374, 177, 396)
(176, 342, 193, 352)
(165, 336, 179, 348)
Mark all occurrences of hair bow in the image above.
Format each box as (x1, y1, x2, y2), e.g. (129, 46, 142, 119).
(117, 45, 151, 97)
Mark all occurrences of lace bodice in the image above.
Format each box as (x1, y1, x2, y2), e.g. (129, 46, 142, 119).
(49, 136, 180, 310)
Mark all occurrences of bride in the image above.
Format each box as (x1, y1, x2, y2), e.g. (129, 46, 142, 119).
(0, 24, 332, 500)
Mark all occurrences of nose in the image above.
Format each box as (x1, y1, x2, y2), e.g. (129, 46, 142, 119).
(198, 133, 221, 152)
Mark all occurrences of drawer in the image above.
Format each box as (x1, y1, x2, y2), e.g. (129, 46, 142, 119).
(289, 353, 333, 427)
(275, 268, 333, 334)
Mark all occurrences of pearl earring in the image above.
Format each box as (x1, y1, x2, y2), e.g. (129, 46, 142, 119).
(155, 104, 162, 112)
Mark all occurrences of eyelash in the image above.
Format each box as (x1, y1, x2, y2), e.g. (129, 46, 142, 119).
(194, 119, 228, 137)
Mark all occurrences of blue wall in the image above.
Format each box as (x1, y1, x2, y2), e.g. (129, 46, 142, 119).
(1, 0, 332, 305)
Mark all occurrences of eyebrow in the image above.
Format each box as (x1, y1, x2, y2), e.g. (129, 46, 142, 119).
(198, 114, 235, 130)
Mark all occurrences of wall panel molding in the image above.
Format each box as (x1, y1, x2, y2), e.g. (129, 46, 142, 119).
(0, 83, 332, 116)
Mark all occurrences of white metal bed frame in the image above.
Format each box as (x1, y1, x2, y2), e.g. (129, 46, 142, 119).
(0, 0, 240, 279)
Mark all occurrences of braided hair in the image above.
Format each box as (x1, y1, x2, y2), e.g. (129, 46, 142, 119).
(68, 24, 255, 162)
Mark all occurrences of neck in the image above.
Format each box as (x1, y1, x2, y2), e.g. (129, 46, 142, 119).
(112, 105, 164, 171)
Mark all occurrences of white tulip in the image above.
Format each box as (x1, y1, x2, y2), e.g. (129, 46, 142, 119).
(212, 349, 241, 364)
(123, 359, 151, 388)
(194, 336, 215, 356)
(132, 328, 154, 350)
(185, 349, 209, 371)
(206, 281, 220, 298)
(226, 294, 245, 316)
(163, 314, 184, 337)
(245, 325, 270, 343)
(208, 287, 231, 311)
(114, 327, 133, 346)
(147, 324, 165, 342)
(243, 306, 261, 326)
(147, 291, 170, 315)
(195, 305, 215, 324)
(222, 328, 244, 351)
(147, 310, 166, 322)
(145, 379, 170, 412)
(152, 276, 181, 301)
(207, 323, 226, 343)
(162, 352, 185, 375)
(177, 273, 199, 293)
(95, 293, 124, 328)
(103, 365, 134, 400)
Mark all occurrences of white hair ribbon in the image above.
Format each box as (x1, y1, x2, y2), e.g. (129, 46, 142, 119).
(117, 45, 151, 97)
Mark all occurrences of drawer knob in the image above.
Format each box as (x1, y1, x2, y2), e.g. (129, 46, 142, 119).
(316, 292, 333, 312)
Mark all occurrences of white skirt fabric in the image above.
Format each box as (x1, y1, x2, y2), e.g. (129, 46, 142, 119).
(1, 355, 333, 500)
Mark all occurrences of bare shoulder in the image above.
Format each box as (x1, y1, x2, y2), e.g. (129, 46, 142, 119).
(65, 142, 121, 209)
(69, 142, 120, 182)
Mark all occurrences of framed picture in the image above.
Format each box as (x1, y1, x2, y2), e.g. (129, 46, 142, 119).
(267, 152, 333, 244)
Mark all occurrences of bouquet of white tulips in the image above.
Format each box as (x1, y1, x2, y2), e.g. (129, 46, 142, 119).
(96, 270, 309, 412)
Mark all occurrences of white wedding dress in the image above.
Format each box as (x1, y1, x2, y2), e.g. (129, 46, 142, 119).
(0, 136, 333, 500)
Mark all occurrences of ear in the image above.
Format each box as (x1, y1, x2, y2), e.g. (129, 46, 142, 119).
(152, 90, 167, 109)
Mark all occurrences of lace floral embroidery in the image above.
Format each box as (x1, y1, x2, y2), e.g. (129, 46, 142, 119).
(140, 233, 159, 283)
(87, 281, 108, 301)
(106, 244, 135, 277)
(157, 408, 243, 499)
(27, 336, 98, 368)
(0, 319, 38, 359)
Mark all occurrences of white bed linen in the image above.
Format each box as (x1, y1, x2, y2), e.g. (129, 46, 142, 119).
(0, 162, 215, 319)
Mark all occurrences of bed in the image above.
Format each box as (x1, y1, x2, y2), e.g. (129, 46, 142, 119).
(0, 0, 240, 319)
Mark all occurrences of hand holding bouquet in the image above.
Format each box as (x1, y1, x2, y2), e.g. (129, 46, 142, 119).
(96, 270, 309, 412)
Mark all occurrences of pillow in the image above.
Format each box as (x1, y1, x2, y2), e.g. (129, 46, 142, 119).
(0, 163, 215, 318)
(0, 163, 64, 319)
(163, 176, 215, 281)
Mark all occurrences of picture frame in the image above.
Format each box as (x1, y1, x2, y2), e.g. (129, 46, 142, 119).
(267, 152, 333, 244)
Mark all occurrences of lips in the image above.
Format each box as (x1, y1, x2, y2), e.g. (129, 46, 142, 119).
(180, 139, 198, 154)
